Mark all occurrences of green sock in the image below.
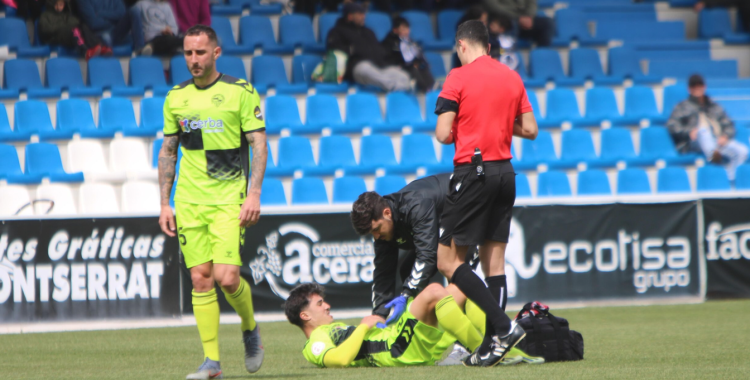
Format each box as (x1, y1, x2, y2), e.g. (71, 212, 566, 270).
(223, 277, 257, 332)
(465, 299, 487, 336)
(192, 288, 220, 361)
(435, 295, 483, 352)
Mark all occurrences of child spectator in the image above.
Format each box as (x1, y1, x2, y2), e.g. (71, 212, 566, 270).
(39, 0, 112, 59)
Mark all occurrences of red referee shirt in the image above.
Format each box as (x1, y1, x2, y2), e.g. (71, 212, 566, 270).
(438, 55, 533, 165)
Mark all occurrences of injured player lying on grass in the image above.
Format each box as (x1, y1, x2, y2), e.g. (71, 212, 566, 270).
(284, 282, 543, 367)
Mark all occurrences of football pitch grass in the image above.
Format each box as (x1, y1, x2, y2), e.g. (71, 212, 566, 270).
(2, 300, 748, 380)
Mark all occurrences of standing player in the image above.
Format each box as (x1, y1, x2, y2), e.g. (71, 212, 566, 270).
(158, 25, 268, 380)
(433, 20, 538, 366)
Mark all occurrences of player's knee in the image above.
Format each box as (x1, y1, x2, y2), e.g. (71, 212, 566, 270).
(191, 272, 213, 292)
(216, 275, 240, 292)
(437, 260, 459, 280)
(424, 283, 447, 299)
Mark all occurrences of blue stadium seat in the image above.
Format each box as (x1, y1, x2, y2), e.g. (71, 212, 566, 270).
(0, 105, 25, 142)
(697, 165, 731, 192)
(359, 134, 401, 173)
(401, 11, 452, 50)
(333, 176, 368, 203)
(216, 55, 247, 80)
(600, 127, 656, 167)
(292, 54, 323, 85)
(526, 90, 544, 122)
(209, 0, 242, 16)
(537, 170, 572, 197)
(509, 143, 534, 171)
(699, 8, 750, 43)
(319, 13, 341, 44)
(559, 129, 616, 168)
(568, 48, 621, 85)
(581, 87, 622, 126)
(425, 90, 440, 125)
(0, 144, 43, 184)
(0, 18, 50, 57)
(608, 47, 662, 84)
(88, 57, 144, 96)
(152, 138, 162, 168)
(254, 142, 293, 177)
(292, 177, 329, 204)
(99, 97, 154, 137)
(265, 95, 306, 135)
(45, 58, 102, 97)
(399, 133, 438, 173)
(516, 172, 532, 198)
(141, 97, 165, 133)
(15, 100, 73, 141)
(306, 94, 345, 133)
(714, 99, 750, 122)
(649, 59, 738, 80)
(317, 135, 359, 175)
(130, 57, 172, 96)
(617, 168, 652, 194)
(385, 92, 432, 132)
(57, 99, 115, 139)
(640, 126, 701, 165)
(662, 84, 689, 118)
(552, 8, 608, 46)
(657, 167, 692, 193)
(622, 86, 667, 125)
(539, 89, 585, 128)
(437, 10, 463, 42)
(597, 20, 685, 43)
(25, 142, 84, 182)
(577, 169, 611, 195)
(345, 93, 396, 133)
(278, 136, 317, 173)
(170, 56, 192, 84)
(529, 48, 584, 86)
(251, 55, 307, 94)
(260, 178, 287, 206)
(212, 16, 252, 55)
(279, 15, 324, 53)
(239, 15, 294, 54)
(365, 12, 391, 41)
(735, 164, 750, 190)
(222, 0, 281, 15)
(520, 130, 557, 166)
(424, 52, 447, 81)
(3, 59, 60, 98)
(735, 125, 750, 150)
(375, 175, 407, 195)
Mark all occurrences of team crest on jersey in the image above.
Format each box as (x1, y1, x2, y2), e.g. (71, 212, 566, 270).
(212, 94, 225, 107)
(311, 342, 326, 356)
(254, 106, 263, 121)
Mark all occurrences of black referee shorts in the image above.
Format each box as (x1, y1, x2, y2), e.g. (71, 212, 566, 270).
(438, 160, 516, 247)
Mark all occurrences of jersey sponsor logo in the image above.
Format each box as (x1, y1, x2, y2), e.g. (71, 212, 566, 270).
(705, 222, 750, 261)
(212, 94, 225, 107)
(180, 117, 225, 133)
(248, 223, 375, 299)
(254, 106, 263, 121)
(311, 341, 326, 356)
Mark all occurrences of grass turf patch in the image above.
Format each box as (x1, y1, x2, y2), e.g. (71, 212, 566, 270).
(1, 299, 748, 379)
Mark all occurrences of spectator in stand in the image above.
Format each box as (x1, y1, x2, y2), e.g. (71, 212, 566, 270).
(488, 14, 521, 73)
(15, 0, 44, 43)
(382, 17, 435, 91)
(75, 0, 131, 46)
(294, 0, 341, 19)
(168, 0, 210, 33)
(39, 0, 112, 59)
(667, 74, 749, 181)
(481, 0, 554, 46)
(327, 2, 412, 92)
(695, 0, 749, 32)
(132, 0, 183, 55)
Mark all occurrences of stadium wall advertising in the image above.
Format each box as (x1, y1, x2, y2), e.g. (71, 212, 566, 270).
(702, 198, 750, 299)
(0, 217, 181, 322)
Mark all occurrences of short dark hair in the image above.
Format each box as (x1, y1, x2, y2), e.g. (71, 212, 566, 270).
(456, 20, 489, 49)
(350, 192, 389, 236)
(392, 16, 409, 29)
(688, 74, 705, 88)
(284, 283, 325, 327)
(185, 24, 218, 45)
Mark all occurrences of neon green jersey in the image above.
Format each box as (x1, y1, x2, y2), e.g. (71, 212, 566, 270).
(163, 74, 265, 205)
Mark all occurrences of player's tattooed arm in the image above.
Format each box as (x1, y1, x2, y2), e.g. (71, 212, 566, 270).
(245, 131, 267, 194)
(158, 135, 180, 206)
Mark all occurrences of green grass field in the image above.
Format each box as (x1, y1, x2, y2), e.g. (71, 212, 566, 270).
(2, 300, 749, 380)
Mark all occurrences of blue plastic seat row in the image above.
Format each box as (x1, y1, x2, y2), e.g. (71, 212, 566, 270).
(261, 174, 410, 206)
(0, 98, 162, 142)
(0, 142, 83, 184)
(536, 165, 735, 197)
(698, 8, 750, 44)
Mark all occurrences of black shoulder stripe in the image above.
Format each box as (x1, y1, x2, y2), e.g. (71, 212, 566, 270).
(166, 79, 194, 96)
(220, 74, 256, 94)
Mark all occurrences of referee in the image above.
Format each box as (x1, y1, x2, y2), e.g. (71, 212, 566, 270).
(433, 20, 538, 367)
(158, 25, 267, 379)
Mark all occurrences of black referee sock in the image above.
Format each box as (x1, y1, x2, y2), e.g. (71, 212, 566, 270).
(450, 264, 511, 344)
